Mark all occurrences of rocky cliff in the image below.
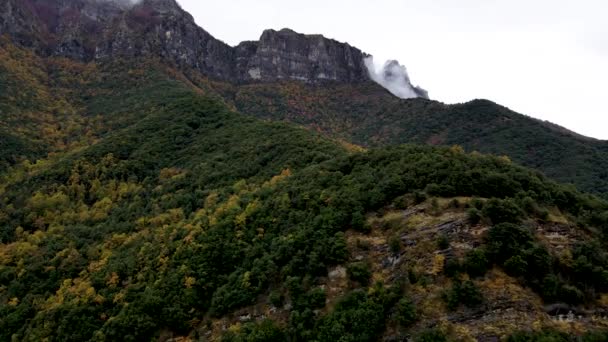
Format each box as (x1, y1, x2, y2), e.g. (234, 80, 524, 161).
(235, 28, 369, 83)
(0, 0, 421, 90)
(0, 0, 236, 79)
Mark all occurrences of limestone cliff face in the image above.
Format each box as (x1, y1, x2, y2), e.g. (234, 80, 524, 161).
(0, 0, 405, 88)
(235, 28, 369, 83)
(94, 0, 236, 80)
(0, 0, 46, 47)
(0, 0, 236, 80)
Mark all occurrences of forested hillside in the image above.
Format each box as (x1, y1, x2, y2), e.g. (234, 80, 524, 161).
(223, 81, 608, 198)
(3, 0, 607, 200)
(2, 39, 608, 340)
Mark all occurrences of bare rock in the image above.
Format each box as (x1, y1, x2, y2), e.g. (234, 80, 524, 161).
(235, 28, 369, 83)
(0, 0, 409, 87)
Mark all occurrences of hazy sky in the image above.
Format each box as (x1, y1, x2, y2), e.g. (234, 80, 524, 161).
(177, 0, 608, 140)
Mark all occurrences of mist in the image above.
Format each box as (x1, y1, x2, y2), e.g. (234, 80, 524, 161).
(364, 57, 428, 99)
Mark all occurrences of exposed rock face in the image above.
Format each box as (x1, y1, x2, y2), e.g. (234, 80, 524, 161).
(0, 0, 418, 90)
(235, 28, 369, 83)
(94, 0, 236, 80)
(0, 0, 46, 47)
(0, 0, 236, 80)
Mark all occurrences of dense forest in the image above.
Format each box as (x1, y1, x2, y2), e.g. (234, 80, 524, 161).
(221, 81, 608, 199)
(2, 36, 608, 340)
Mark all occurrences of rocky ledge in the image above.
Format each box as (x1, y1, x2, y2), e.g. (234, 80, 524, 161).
(0, 0, 422, 93)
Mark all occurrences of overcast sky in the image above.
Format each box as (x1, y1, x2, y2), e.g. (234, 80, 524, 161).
(177, 0, 608, 140)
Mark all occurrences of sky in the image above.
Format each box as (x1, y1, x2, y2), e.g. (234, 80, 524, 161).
(177, 0, 608, 140)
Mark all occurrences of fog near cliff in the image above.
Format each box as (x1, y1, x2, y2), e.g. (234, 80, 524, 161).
(364, 57, 428, 99)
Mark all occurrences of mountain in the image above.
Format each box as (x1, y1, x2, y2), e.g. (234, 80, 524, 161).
(1, 47, 608, 341)
(234, 28, 369, 84)
(0, 0, 374, 85)
(5, 0, 601, 197)
(2, 1, 608, 341)
(226, 81, 608, 197)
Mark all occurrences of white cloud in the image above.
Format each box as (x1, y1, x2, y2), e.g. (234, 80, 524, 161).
(364, 57, 427, 99)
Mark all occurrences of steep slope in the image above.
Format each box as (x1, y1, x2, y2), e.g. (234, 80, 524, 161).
(0, 36, 93, 170)
(0, 0, 236, 79)
(3, 2, 608, 341)
(0, 0, 377, 85)
(3, 0, 605, 201)
(228, 81, 608, 198)
(1, 51, 608, 341)
(234, 28, 369, 84)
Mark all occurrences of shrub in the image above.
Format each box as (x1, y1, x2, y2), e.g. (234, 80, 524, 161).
(351, 211, 371, 233)
(326, 232, 349, 264)
(315, 289, 388, 342)
(509, 329, 608, 342)
(582, 331, 608, 342)
(393, 196, 408, 210)
(408, 269, 419, 284)
(389, 236, 402, 254)
(463, 249, 489, 277)
(486, 223, 534, 263)
(413, 191, 427, 205)
(305, 288, 327, 309)
(467, 208, 481, 224)
(540, 274, 562, 302)
(222, 319, 286, 342)
(356, 238, 371, 251)
(470, 197, 484, 210)
(415, 328, 448, 342)
(523, 245, 552, 277)
(507, 330, 569, 342)
(482, 198, 526, 224)
(429, 198, 441, 216)
(210, 272, 260, 316)
(395, 297, 417, 327)
(539, 274, 586, 306)
(268, 290, 283, 308)
(560, 284, 585, 305)
(437, 234, 450, 250)
(246, 320, 286, 342)
(493, 240, 552, 280)
(347, 262, 372, 286)
(444, 280, 483, 311)
(504, 255, 528, 277)
(519, 196, 539, 215)
(426, 183, 455, 197)
(444, 257, 461, 278)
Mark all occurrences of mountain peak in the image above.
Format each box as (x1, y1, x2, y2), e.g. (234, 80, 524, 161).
(0, 0, 425, 93)
(235, 27, 369, 83)
(138, 0, 182, 13)
(275, 27, 298, 34)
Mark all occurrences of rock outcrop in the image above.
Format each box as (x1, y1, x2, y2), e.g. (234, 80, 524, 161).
(235, 28, 369, 83)
(0, 0, 421, 91)
(0, 0, 236, 80)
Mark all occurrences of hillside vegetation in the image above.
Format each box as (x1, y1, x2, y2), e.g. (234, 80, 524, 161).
(222, 81, 608, 199)
(2, 42, 608, 341)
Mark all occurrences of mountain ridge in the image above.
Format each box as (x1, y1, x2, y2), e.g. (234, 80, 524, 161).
(1, 56, 608, 340)
(0, 0, 395, 87)
(1, 0, 607, 199)
(2, 13, 608, 340)
(189, 78, 608, 198)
